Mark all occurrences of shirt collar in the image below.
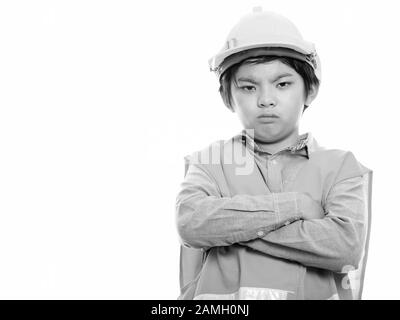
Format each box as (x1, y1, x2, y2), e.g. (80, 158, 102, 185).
(234, 129, 315, 159)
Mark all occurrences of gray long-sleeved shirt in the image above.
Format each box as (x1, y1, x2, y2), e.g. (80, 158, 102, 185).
(176, 130, 372, 300)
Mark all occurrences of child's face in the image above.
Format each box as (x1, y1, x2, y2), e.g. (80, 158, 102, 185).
(230, 60, 315, 143)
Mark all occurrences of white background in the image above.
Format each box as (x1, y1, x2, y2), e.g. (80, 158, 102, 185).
(0, 0, 398, 299)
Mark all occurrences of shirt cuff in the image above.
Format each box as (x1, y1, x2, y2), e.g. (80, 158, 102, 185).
(272, 192, 302, 230)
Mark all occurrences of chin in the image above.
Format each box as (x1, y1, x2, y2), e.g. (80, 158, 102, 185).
(254, 127, 282, 142)
(254, 133, 279, 143)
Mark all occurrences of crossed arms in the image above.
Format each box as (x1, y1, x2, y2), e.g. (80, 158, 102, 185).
(175, 154, 367, 273)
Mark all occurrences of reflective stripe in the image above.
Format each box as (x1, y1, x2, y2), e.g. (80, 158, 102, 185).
(327, 293, 340, 300)
(194, 287, 293, 300)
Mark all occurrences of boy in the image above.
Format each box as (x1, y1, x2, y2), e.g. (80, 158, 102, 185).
(175, 7, 372, 300)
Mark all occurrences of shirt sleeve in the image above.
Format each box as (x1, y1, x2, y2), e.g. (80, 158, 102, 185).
(176, 161, 305, 250)
(238, 153, 368, 273)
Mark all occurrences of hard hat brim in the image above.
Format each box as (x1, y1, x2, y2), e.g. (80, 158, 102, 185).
(209, 40, 315, 72)
(210, 46, 319, 81)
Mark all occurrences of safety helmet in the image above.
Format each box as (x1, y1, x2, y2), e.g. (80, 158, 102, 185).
(209, 7, 321, 81)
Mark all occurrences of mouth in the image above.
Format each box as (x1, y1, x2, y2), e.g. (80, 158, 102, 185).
(257, 114, 279, 123)
(257, 114, 279, 119)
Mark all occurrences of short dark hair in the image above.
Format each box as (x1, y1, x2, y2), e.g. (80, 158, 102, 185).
(218, 55, 320, 112)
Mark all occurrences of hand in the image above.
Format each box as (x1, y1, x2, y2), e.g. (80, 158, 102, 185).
(298, 192, 325, 220)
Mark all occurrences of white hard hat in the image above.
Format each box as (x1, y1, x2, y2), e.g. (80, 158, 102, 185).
(209, 7, 321, 81)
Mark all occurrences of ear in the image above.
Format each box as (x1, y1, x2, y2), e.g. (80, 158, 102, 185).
(305, 84, 319, 106)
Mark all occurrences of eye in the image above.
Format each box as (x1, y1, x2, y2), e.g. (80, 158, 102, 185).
(240, 85, 256, 92)
(277, 82, 291, 89)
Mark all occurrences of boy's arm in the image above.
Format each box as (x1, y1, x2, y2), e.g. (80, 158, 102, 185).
(176, 161, 305, 250)
(239, 154, 368, 273)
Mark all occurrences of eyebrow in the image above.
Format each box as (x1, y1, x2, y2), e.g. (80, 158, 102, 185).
(237, 72, 294, 84)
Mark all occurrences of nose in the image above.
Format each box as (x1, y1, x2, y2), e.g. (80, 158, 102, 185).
(257, 88, 276, 108)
